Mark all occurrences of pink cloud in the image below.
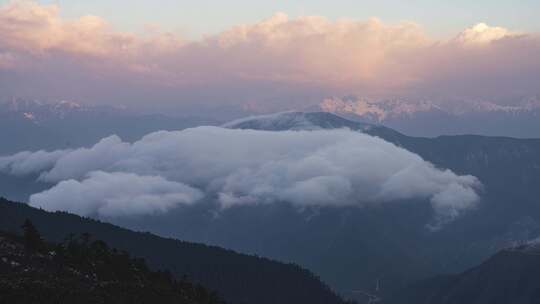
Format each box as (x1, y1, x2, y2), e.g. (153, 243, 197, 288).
(0, 1, 135, 55)
(0, 1, 538, 110)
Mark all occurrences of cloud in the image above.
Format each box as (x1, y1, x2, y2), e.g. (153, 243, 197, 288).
(29, 171, 203, 217)
(0, 1, 126, 55)
(455, 23, 515, 46)
(0, 1, 538, 110)
(198, 14, 430, 88)
(1, 127, 481, 223)
(0, 149, 68, 176)
(0, 0, 182, 57)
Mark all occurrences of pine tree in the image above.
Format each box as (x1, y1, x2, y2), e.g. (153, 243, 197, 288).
(21, 219, 43, 253)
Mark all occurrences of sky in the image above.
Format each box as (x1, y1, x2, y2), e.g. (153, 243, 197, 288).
(0, 0, 539, 113)
(23, 0, 540, 37)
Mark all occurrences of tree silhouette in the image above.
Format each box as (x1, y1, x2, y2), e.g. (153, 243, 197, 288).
(1, 198, 351, 304)
(21, 219, 43, 253)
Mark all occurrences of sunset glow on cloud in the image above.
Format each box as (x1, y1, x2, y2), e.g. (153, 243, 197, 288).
(1, 0, 539, 110)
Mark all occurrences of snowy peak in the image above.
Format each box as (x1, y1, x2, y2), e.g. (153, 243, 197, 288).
(320, 98, 438, 122)
(320, 96, 540, 120)
(3, 98, 84, 120)
(1, 98, 124, 123)
(54, 100, 82, 111)
(224, 112, 323, 131)
(5, 99, 44, 112)
(318, 96, 540, 137)
(223, 111, 376, 132)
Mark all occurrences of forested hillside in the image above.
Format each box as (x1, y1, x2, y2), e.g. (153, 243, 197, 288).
(388, 245, 540, 304)
(0, 225, 223, 304)
(0, 198, 351, 304)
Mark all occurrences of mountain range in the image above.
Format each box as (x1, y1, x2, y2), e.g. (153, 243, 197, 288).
(4, 95, 540, 157)
(319, 96, 540, 138)
(389, 241, 540, 304)
(203, 112, 540, 301)
(2, 111, 540, 303)
(0, 98, 218, 155)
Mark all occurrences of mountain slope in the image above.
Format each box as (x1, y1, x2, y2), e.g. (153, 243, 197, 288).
(223, 111, 374, 131)
(0, 198, 350, 304)
(389, 244, 540, 304)
(225, 112, 540, 204)
(0, 229, 223, 304)
(221, 111, 540, 300)
(224, 111, 405, 142)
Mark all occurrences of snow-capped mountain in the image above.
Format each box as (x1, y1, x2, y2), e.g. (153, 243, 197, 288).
(319, 96, 540, 138)
(220, 110, 540, 301)
(223, 111, 375, 132)
(223, 111, 407, 143)
(0, 98, 216, 155)
(1, 98, 125, 123)
(319, 98, 440, 121)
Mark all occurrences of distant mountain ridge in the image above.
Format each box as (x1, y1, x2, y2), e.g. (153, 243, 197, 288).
(223, 111, 404, 141)
(319, 96, 540, 138)
(389, 242, 540, 304)
(0, 98, 218, 155)
(224, 111, 376, 131)
(1, 98, 129, 123)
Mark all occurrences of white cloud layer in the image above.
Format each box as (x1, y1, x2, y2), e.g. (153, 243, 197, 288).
(0, 127, 481, 224)
(455, 23, 515, 46)
(30, 171, 203, 217)
(0, 149, 68, 176)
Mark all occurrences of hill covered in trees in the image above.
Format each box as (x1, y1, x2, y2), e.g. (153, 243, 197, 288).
(0, 198, 352, 304)
(0, 222, 223, 304)
(387, 244, 540, 304)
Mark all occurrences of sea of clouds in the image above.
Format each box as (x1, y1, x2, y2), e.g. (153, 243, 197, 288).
(0, 127, 482, 226)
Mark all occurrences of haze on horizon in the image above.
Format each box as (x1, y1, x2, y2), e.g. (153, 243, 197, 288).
(0, 0, 539, 114)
